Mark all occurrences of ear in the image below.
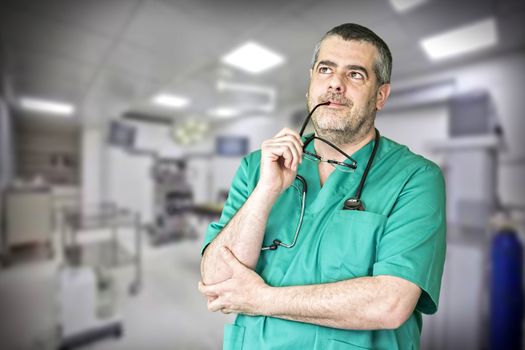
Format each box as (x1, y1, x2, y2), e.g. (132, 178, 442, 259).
(306, 69, 314, 99)
(375, 83, 391, 111)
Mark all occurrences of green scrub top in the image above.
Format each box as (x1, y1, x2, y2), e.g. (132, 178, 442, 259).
(202, 134, 446, 350)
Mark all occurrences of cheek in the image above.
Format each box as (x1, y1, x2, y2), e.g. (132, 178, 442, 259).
(308, 83, 320, 97)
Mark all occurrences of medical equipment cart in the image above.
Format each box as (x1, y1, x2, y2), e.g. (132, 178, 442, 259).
(57, 202, 141, 350)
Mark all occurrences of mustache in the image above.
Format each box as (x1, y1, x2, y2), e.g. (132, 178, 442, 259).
(319, 93, 351, 106)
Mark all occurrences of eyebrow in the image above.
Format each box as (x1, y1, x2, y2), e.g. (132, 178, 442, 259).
(317, 60, 369, 79)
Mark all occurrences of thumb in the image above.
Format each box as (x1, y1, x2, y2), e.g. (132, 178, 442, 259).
(220, 246, 241, 269)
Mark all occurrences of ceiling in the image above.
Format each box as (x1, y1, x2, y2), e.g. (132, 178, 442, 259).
(1, 0, 525, 126)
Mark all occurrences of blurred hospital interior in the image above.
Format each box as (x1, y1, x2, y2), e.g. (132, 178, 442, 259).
(0, 0, 524, 349)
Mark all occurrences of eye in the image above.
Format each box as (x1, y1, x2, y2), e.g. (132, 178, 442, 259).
(318, 66, 332, 74)
(349, 71, 364, 80)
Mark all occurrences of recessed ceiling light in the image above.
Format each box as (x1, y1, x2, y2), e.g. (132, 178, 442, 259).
(151, 93, 190, 109)
(390, 0, 427, 13)
(221, 41, 285, 74)
(421, 18, 498, 61)
(207, 107, 240, 118)
(19, 97, 75, 116)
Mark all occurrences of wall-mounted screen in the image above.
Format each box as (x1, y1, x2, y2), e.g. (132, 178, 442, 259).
(215, 136, 249, 157)
(108, 121, 136, 148)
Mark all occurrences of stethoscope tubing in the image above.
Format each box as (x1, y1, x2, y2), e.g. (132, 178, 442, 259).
(261, 175, 307, 251)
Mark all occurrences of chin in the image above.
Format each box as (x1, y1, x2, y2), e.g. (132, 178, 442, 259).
(314, 114, 349, 131)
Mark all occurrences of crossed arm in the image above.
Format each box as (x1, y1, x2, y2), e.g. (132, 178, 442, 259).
(199, 128, 422, 330)
(200, 246, 421, 330)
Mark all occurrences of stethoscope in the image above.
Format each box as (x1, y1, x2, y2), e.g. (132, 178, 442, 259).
(261, 111, 381, 251)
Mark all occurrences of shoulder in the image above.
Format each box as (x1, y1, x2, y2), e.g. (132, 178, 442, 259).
(233, 150, 262, 189)
(243, 149, 262, 172)
(378, 136, 442, 178)
(374, 136, 445, 207)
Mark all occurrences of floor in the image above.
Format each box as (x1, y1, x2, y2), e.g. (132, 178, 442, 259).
(2, 223, 523, 350)
(0, 223, 233, 350)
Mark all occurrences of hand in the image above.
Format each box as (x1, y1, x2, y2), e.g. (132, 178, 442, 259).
(258, 128, 303, 195)
(198, 247, 270, 315)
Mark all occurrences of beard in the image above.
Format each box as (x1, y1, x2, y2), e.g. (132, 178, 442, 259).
(309, 92, 376, 145)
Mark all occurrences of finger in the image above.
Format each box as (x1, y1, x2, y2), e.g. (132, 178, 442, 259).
(277, 141, 300, 170)
(208, 298, 225, 313)
(274, 129, 304, 148)
(221, 309, 233, 314)
(271, 136, 303, 167)
(198, 281, 208, 293)
(275, 128, 302, 144)
(284, 139, 302, 169)
(265, 144, 295, 170)
(283, 141, 301, 170)
(198, 281, 219, 297)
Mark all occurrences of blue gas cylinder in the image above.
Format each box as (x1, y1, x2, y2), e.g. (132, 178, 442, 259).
(490, 228, 524, 350)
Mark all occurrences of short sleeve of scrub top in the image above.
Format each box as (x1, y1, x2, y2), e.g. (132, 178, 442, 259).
(373, 164, 446, 315)
(201, 156, 251, 255)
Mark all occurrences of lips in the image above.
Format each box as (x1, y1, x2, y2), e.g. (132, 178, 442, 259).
(319, 94, 350, 107)
(323, 100, 349, 108)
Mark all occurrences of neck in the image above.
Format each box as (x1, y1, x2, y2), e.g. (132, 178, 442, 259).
(313, 126, 376, 161)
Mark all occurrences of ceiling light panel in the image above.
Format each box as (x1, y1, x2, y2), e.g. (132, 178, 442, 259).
(221, 41, 285, 74)
(19, 97, 75, 116)
(390, 0, 428, 13)
(421, 18, 498, 61)
(207, 107, 240, 118)
(152, 93, 190, 108)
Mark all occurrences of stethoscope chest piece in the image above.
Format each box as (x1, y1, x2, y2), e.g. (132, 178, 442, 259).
(343, 198, 365, 211)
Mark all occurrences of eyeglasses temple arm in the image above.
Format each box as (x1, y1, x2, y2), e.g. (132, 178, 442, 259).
(299, 102, 330, 136)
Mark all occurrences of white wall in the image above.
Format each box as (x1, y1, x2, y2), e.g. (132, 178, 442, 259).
(0, 98, 14, 243)
(0, 98, 13, 190)
(376, 105, 449, 166)
(81, 128, 104, 211)
(106, 147, 154, 223)
(383, 49, 525, 207)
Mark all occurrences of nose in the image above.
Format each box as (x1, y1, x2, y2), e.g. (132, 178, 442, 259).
(328, 73, 346, 93)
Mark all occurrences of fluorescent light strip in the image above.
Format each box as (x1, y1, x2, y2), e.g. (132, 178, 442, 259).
(20, 97, 75, 115)
(152, 93, 189, 108)
(221, 41, 284, 74)
(217, 81, 276, 113)
(390, 0, 427, 13)
(421, 18, 498, 61)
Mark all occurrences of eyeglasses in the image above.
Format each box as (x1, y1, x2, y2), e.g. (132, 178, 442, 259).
(302, 135, 357, 172)
(299, 102, 357, 172)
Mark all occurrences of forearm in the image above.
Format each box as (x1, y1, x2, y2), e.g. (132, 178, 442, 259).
(260, 276, 417, 330)
(201, 185, 278, 284)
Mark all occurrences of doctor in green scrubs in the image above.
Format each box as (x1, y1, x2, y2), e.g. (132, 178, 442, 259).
(199, 23, 446, 350)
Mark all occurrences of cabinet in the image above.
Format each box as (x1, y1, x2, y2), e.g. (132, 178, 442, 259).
(5, 187, 53, 251)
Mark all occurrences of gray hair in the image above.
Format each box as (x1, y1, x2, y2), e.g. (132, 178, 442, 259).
(311, 23, 392, 86)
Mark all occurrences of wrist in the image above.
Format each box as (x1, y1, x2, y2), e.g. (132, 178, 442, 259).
(253, 183, 281, 201)
(257, 285, 278, 317)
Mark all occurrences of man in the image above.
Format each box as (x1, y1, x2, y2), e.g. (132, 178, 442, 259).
(199, 23, 446, 349)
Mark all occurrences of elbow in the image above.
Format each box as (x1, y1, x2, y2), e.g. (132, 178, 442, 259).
(200, 246, 233, 285)
(200, 254, 210, 284)
(379, 296, 414, 329)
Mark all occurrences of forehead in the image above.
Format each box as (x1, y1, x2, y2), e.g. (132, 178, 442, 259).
(317, 36, 378, 71)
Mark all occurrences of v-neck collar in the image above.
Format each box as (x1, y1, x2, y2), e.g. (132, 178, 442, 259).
(297, 133, 377, 213)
